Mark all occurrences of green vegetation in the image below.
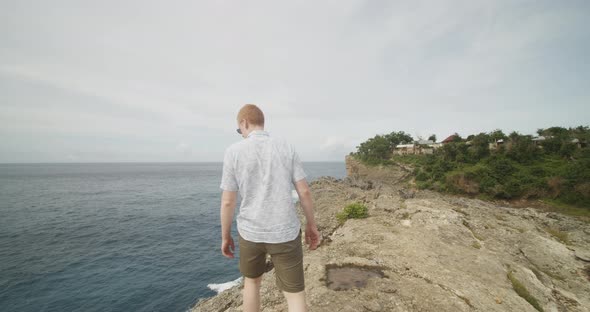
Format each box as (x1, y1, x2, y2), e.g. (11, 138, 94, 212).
(336, 202, 369, 223)
(352, 131, 413, 166)
(541, 198, 590, 218)
(351, 126, 590, 213)
(507, 270, 544, 312)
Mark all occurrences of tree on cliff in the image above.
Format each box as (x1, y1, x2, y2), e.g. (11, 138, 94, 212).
(355, 134, 391, 164)
(469, 132, 491, 161)
(489, 129, 508, 142)
(384, 131, 414, 148)
(538, 126, 570, 138)
(354, 131, 413, 165)
(384, 125, 590, 208)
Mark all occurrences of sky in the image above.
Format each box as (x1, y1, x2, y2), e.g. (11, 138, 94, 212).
(1, 1, 589, 163)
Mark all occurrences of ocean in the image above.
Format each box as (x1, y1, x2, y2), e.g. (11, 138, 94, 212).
(0, 162, 346, 312)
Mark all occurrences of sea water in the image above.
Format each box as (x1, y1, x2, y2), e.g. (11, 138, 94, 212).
(0, 162, 346, 312)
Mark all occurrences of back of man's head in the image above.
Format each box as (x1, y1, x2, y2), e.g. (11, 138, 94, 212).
(237, 104, 265, 127)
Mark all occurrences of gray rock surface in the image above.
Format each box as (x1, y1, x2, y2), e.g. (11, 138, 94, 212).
(192, 160, 590, 312)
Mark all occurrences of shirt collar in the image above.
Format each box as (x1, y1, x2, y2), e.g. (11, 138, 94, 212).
(247, 129, 269, 138)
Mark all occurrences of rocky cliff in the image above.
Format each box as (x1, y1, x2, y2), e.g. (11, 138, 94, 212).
(192, 156, 590, 312)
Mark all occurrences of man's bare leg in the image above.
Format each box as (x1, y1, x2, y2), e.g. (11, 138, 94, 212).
(242, 275, 263, 312)
(282, 290, 307, 312)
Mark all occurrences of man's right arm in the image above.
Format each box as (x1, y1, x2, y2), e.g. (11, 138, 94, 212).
(294, 179, 316, 227)
(294, 178, 320, 250)
(290, 146, 320, 249)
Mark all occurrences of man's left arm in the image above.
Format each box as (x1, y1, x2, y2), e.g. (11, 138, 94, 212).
(219, 148, 239, 258)
(220, 190, 237, 241)
(219, 190, 237, 258)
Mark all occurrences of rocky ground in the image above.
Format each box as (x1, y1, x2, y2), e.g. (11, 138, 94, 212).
(192, 160, 590, 312)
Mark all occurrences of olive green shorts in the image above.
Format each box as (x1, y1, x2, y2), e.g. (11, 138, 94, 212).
(238, 228, 305, 293)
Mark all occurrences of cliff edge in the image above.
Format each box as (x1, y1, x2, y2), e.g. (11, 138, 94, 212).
(192, 156, 590, 311)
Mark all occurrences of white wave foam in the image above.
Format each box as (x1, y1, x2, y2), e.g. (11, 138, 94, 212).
(291, 190, 300, 203)
(207, 276, 243, 294)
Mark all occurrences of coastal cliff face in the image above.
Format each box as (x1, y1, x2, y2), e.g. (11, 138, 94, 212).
(344, 155, 412, 185)
(192, 157, 590, 312)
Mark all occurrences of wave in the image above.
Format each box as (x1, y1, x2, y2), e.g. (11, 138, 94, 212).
(291, 190, 299, 203)
(207, 276, 243, 294)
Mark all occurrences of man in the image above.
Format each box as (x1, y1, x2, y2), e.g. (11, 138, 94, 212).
(219, 104, 320, 312)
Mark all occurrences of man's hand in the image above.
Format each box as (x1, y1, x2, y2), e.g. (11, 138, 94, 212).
(221, 237, 235, 258)
(305, 223, 321, 250)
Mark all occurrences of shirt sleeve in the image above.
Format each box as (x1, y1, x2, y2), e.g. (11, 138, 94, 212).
(220, 148, 239, 191)
(292, 148, 307, 184)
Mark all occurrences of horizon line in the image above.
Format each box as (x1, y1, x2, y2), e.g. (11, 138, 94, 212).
(0, 160, 346, 164)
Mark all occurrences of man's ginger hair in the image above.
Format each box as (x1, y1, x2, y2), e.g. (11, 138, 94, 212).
(237, 104, 265, 127)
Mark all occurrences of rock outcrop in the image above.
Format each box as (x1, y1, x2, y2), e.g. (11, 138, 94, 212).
(192, 159, 590, 312)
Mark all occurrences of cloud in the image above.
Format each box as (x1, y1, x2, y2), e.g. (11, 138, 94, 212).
(175, 141, 193, 157)
(0, 1, 588, 162)
(320, 135, 360, 155)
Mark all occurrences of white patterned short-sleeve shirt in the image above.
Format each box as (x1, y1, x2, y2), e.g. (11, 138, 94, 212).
(220, 129, 307, 243)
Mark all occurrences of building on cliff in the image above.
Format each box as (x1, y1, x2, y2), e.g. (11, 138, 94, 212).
(393, 140, 440, 156)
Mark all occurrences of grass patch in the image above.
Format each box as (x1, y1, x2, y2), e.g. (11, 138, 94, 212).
(540, 198, 590, 222)
(400, 212, 411, 220)
(544, 226, 571, 245)
(507, 270, 544, 312)
(476, 193, 496, 201)
(392, 154, 424, 166)
(471, 241, 482, 249)
(336, 202, 369, 224)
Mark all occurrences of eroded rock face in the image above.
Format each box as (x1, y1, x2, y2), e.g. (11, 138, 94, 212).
(192, 162, 590, 312)
(345, 155, 412, 187)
